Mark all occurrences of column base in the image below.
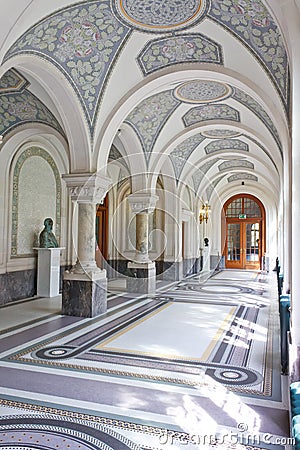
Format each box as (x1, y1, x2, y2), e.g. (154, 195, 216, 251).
(127, 262, 156, 295)
(62, 271, 107, 318)
(193, 257, 202, 274)
(161, 261, 182, 281)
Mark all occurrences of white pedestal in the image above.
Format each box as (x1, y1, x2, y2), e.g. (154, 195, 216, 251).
(203, 247, 210, 271)
(34, 248, 64, 297)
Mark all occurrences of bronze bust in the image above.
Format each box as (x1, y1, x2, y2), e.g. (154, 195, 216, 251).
(39, 218, 58, 248)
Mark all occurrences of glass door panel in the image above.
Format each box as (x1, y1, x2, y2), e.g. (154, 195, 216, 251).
(245, 222, 260, 269)
(226, 223, 242, 268)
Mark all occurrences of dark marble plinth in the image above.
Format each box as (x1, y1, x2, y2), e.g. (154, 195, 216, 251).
(161, 261, 182, 281)
(127, 263, 156, 295)
(62, 275, 107, 318)
(183, 258, 198, 277)
(211, 254, 224, 272)
(105, 259, 128, 278)
(0, 269, 37, 306)
(193, 257, 202, 274)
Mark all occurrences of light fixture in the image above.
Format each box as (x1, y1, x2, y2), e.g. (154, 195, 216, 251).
(199, 201, 210, 224)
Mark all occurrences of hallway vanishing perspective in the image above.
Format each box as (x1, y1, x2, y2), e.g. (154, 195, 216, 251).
(0, 269, 291, 449)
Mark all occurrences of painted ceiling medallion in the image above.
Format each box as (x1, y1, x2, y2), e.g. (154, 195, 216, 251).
(116, 0, 208, 31)
(175, 80, 231, 103)
(201, 129, 241, 139)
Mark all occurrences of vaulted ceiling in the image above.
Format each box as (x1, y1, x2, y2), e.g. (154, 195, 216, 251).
(0, 0, 292, 208)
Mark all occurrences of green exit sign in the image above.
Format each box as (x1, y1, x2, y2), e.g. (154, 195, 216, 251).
(239, 214, 247, 219)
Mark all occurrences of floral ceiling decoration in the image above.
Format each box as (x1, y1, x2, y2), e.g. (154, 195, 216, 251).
(137, 33, 223, 76)
(228, 173, 258, 182)
(205, 139, 249, 154)
(0, 69, 64, 137)
(124, 90, 181, 163)
(169, 134, 206, 180)
(4, 0, 290, 143)
(114, 0, 209, 31)
(218, 160, 254, 171)
(193, 158, 220, 192)
(5, 1, 131, 135)
(175, 80, 232, 104)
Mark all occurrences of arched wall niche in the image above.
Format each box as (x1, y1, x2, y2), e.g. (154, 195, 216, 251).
(11, 146, 61, 257)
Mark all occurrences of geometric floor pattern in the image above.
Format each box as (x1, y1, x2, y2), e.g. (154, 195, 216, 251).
(0, 269, 292, 449)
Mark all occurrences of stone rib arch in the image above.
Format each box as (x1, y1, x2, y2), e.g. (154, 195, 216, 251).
(95, 65, 288, 176)
(108, 123, 148, 193)
(1, 56, 92, 172)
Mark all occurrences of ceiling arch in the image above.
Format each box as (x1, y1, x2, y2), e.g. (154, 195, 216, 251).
(0, 0, 291, 208)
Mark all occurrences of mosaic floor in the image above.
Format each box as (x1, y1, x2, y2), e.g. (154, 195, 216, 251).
(0, 269, 292, 449)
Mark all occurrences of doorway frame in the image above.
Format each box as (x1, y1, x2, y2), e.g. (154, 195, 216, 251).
(222, 194, 266, 270)
(95, 195, 109, 267)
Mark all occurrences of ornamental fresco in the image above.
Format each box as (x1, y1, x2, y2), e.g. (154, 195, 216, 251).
(183, 104, 240, 127)
(206, 175, 225, 200)
(179, 81, 282, 155)
(169, 134, 205, 179)
(137, 34, 223, 76)
(193, 158, 219, 192)
(175, 80, 231, 104)
(5, 1, 131, 133)
(0, 70, 64, 137)
(228, 173, 258, 182)
(114, 0, 209, 31)
(205, 139, 249, 154)
(0, 70, 28, 92)
(124, 90, 181, 163)
(232, 87, 282, 154)
(108, 145, 123, 161)
(208, 0, 289, 113)
(218, 160, 254, 171)
(3, 0, 289, 143)
(201, 129, 241, 139)
(108, 144, 129, 170)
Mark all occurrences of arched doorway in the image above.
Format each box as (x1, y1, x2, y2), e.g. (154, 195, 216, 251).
(222, 194, 265, 270)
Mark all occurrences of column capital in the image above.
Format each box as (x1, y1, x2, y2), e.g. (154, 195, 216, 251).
(127, 193, 159, 214)
(62, 173, 112, 203)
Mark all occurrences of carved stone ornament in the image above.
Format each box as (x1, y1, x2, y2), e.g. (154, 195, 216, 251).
(62, 173, 112, 203)
(127, 193, 159, 214)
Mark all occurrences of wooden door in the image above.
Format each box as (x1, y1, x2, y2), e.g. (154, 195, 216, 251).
(244, 221, 261, 270)
(225, 220, 261, 269)
(226, 221, 243, 269)
(223, 194, 265, 270)
(95, 195, 108, 268)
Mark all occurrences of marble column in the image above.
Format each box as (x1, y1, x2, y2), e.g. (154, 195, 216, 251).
(76, 202, 98, 272)
(127, 193, 158, 295)
(61, 173, 111, 318)
(135, 213, 150, 262)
